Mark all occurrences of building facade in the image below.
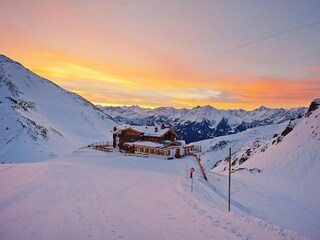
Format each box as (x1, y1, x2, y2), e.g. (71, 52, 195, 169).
(113, 125, 193, 158)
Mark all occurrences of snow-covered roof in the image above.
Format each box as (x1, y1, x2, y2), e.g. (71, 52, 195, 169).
(185, 143, 194, 147)
(120, 125, 174, 137)
(176, 140, 186, 145)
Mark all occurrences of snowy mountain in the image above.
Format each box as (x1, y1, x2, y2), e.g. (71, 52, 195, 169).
(194, 99, 320, 238)
(0, 54, 318, 240)
(0, 55, 117, 163)
(192, 122, 289, 171)
(241, 98, 320, 177)
(98, 104, 306, 143)
(211, 98, 320, 177)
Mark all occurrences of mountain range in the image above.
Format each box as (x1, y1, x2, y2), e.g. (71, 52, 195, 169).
(0, 54, 314, 163)
(98, 104, 306, 143)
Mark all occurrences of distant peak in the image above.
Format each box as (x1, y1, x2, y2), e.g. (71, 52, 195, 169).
(192, 105, 216, 111)
(255, 106, 268, 111)
(130, 105, 142, 110)
(203, 105, 214, 109)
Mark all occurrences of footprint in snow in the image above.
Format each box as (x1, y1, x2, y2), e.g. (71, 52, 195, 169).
(199, 209, 207, 215)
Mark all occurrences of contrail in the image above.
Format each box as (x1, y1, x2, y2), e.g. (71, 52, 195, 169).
(218, 21, 320, 56)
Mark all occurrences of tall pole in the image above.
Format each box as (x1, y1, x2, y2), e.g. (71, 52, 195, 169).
(191, 177, 193, 192)
(228, 147, 231, 212)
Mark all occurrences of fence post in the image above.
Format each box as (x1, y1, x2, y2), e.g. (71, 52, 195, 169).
(190, 167, 195, 192)
(186, 161, 189, 180)
(191, 177, 193, 192)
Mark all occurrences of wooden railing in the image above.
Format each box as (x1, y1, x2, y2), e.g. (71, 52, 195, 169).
(93, 145, 114, 152)
(191, 153, 208, 181)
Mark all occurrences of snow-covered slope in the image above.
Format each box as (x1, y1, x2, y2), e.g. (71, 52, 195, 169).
(99, 105, 306, 143)
(240, 98, 320, 179)
(0, 55, 116, 162)
(192, 98, 320, 238)
(211, 98, 320, 178)
(193, 122, 289, 170)
(0, 150, 310, 240)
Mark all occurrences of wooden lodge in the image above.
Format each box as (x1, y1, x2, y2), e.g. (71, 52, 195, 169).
(113, 124, 194, 158)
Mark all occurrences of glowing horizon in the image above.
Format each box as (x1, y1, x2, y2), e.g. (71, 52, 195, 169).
(1, 0, 319, 110)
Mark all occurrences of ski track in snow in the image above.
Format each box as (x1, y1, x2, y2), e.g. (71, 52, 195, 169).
(0, 150, 310, 240)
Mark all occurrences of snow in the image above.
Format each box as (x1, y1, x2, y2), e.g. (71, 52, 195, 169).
(99, 104, 306, 132)
(1, 55, 318, 239)
(193, 103, 320, 239)
(217, 103, 320, 239)
(99, 103, 306, 144)
(193, 123, 288, 170)
(241, 103, 320, 180)
(122, 125, 172, 137)
(311, 98, 320, 105)
(0, 150, 310, 240)
(0, 55, 117, 163)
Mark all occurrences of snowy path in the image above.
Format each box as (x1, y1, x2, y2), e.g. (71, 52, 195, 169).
(0, 150, 308, 240)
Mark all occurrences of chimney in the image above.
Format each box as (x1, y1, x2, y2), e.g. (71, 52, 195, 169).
(161, 123, 165, 129)
(155, 127, 158, 132)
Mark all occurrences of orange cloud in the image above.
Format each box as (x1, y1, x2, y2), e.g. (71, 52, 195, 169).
(179, 76, 320, 109)
(1, 0, 319, 110)
(3, 44, 318, 110)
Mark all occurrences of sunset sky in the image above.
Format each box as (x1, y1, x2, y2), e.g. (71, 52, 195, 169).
(1, 0, 319, 110)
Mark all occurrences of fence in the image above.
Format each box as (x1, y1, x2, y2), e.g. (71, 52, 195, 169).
(91, 141, 114, 152)
(92, 141, 113, 147)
